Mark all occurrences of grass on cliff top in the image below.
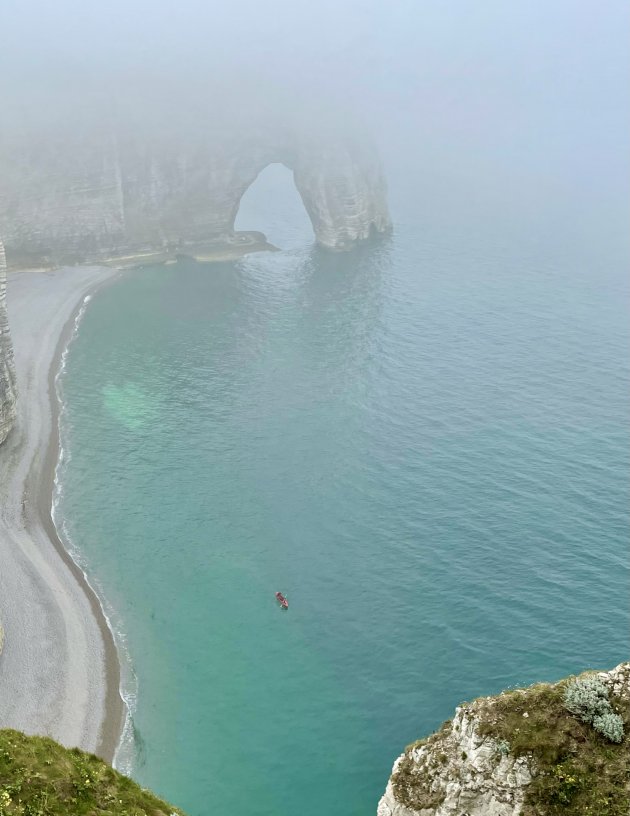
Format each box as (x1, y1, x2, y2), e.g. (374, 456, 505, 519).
(477, 676, 630, 816)
(0, 729, 186, 816)
(392, 674, 629, 816)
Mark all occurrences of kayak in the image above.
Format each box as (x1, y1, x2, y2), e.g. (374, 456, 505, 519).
(275, 591, 289, 609)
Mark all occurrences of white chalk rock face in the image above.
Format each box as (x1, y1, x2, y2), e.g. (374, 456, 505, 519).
(0, 241, 17, 444)
(377, 664, 630, 816)
(0, 117, 391, 266)
(378, 705, 532, 816)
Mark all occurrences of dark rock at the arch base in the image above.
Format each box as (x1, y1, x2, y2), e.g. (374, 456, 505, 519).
(0, 121, 391, 268)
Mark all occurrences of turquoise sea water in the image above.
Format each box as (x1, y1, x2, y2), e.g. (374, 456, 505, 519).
(57, 164, 629, 815)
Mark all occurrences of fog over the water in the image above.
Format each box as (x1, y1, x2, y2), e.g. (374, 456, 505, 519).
(1, 0, 627, 317)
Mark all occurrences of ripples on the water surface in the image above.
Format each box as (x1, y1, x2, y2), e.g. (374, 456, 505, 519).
(57, 170, 629, 815)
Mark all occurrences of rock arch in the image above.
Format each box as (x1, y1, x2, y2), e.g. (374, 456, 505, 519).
(225, 142, 391, 251)
(0, 126, 391, 266)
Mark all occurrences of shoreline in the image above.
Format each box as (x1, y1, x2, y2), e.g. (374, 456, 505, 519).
(0, 240, 279, 766)
(0, 265, 127, 764)
(43, 275, 126, 762)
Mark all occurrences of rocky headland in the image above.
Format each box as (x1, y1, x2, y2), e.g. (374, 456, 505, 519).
(0, 114, 391, 268)
(378, 663, 630, 816)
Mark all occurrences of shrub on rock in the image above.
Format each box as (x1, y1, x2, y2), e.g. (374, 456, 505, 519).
(592, 712, 625, 744)
(563, 675, 625, 743)
(563, 676, 610, 723)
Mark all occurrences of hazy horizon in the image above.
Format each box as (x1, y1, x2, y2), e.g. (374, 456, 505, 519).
(2, 2, 628, 141)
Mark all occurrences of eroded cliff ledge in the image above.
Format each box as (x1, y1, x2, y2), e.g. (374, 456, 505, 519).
(0, 116, 390, 267)
(378, 663, 630, 816)
(0, 241, 17, 443)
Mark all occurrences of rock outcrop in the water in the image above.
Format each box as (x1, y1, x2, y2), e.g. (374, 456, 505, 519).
(0, 116, 390, 266)
(378, 663, 630, 816)
(0, 241, 17, 444)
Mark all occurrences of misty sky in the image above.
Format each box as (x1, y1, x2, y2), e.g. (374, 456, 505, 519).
(2, 0, 629, 233)
(2, 1, 627, 118)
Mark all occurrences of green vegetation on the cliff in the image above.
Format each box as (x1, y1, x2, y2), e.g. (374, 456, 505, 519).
(0, 730, 185, 816)
(477, 672, 630, 816)
(385, 666, 630, 816)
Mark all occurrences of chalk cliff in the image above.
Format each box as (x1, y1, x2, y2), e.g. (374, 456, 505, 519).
(378, 663, 630, 816)
(0, 122, 390, 267)
(0, 241, 17, 443)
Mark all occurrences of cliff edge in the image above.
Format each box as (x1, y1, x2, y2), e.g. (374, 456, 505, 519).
(0, 241, 17, 443)
(378, 663, 630, 816)
(0, 728, 185, 815)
